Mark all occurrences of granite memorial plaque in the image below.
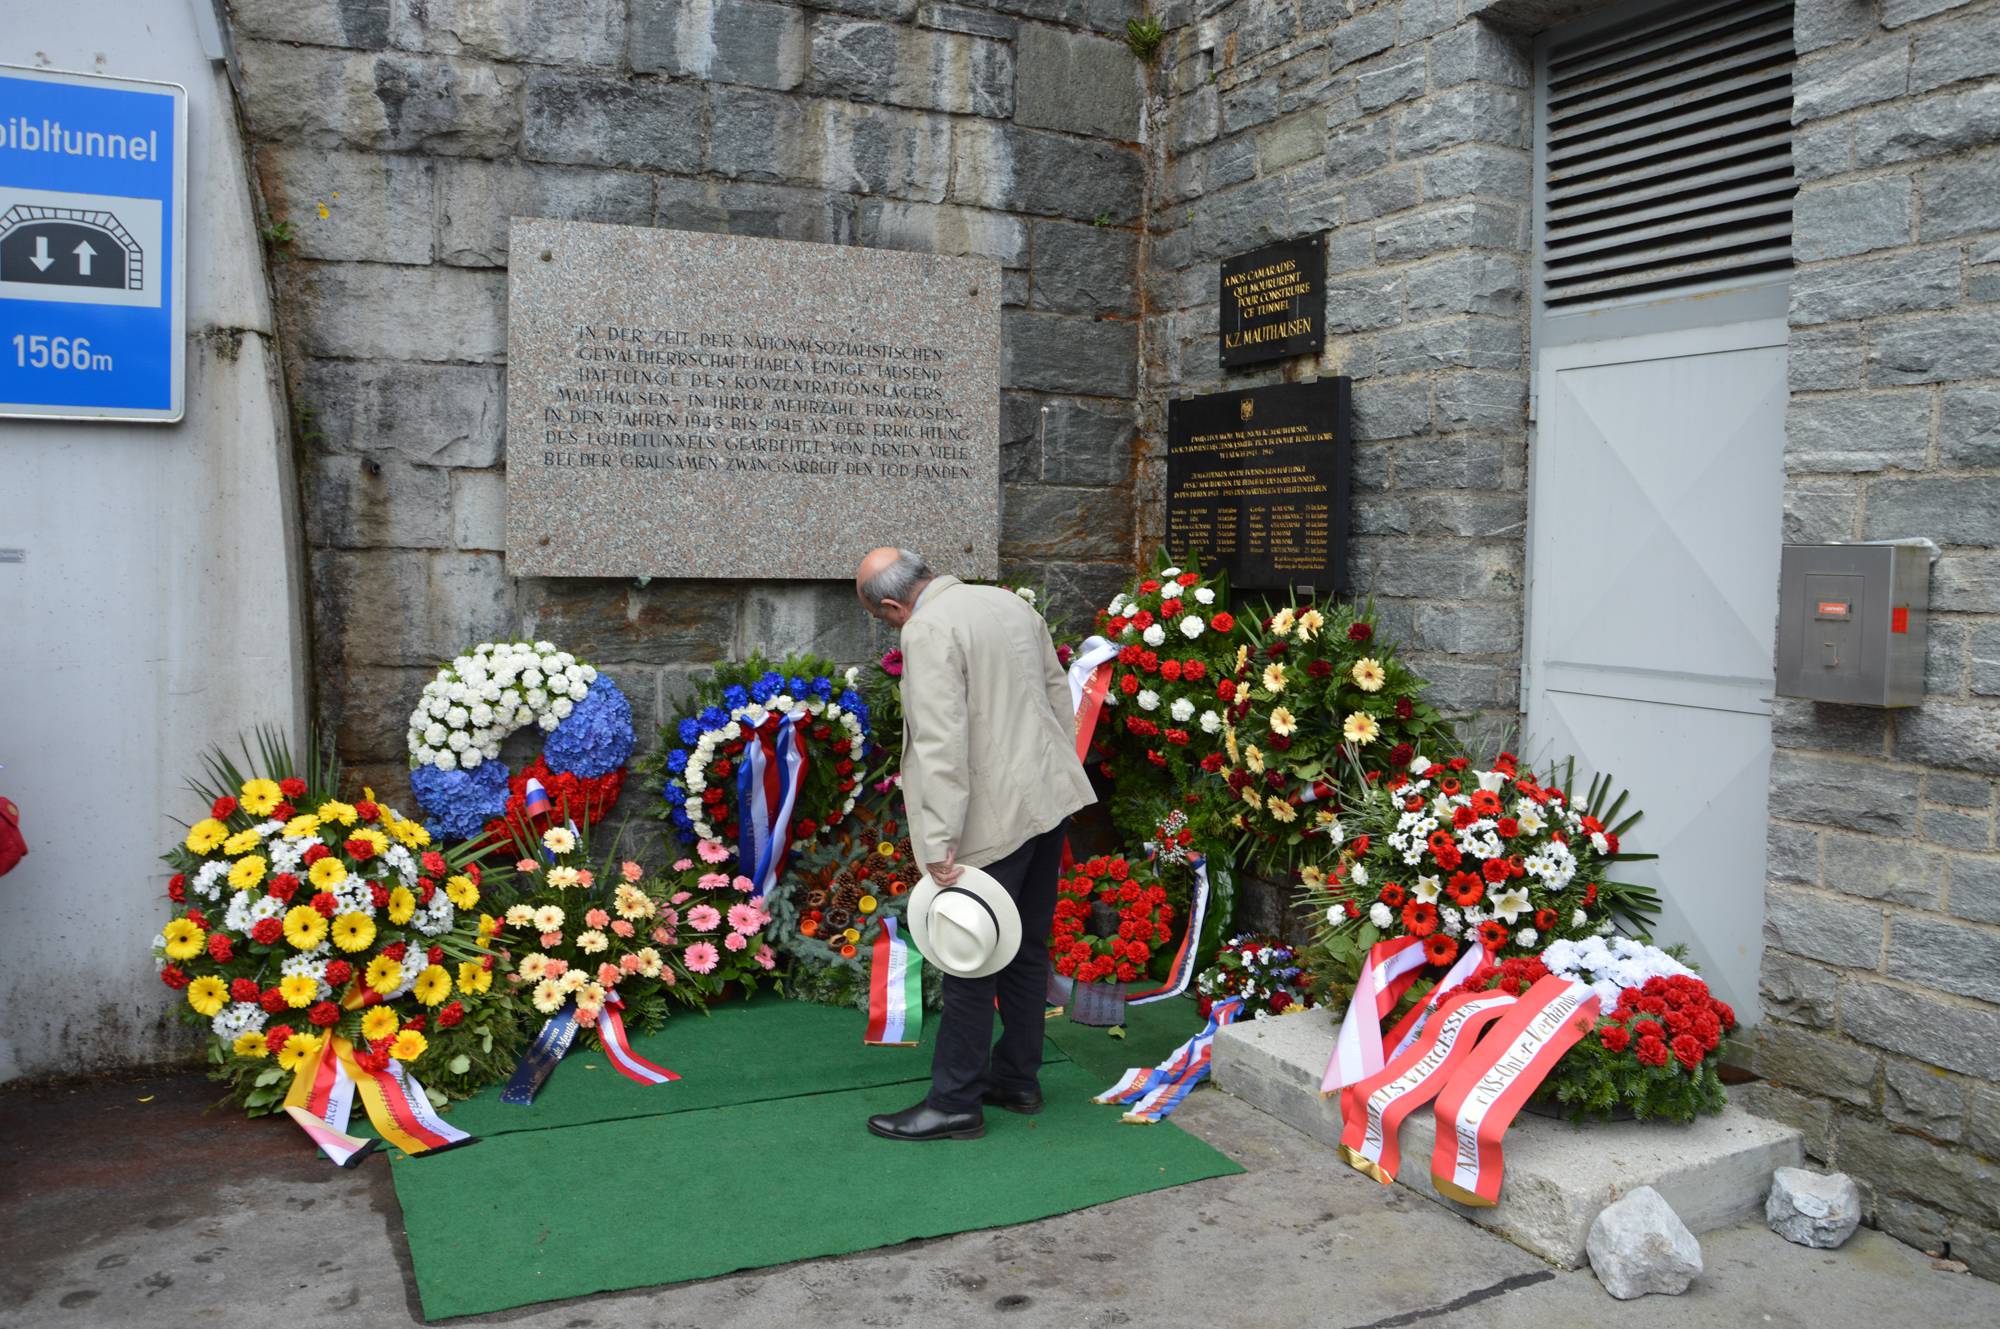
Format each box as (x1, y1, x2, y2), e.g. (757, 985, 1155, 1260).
(1219, 236, 1324, 369)
(505, 219, 1001, 579)
(1165, 378, 1350, 593)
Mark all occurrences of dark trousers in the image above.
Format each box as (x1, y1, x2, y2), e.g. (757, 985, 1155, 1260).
(927, 820, 1067, 1113)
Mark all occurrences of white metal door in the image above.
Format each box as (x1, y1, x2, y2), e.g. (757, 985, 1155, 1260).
(1525, 319, 1786, 1018)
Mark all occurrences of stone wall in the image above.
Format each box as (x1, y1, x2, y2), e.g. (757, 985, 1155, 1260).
(1138, 0, 1535, 741)
(1747, 0, 2000, 1279)
(223, 0, 1152, 810)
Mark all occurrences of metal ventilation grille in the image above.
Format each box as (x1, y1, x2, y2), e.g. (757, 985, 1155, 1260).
(1541, 0, 1795, 310)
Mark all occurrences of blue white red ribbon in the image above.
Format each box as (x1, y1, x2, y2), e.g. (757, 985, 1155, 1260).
(738, 711, 809, 899)
(502, 999, 582, 1105)
(598, 990, 679, 1085)
(1095, 996, 1244, 1124)
(864, 916, 923, 1046)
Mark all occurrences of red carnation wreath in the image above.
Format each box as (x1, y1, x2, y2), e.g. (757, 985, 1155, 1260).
(1050, 855, 1174, 986)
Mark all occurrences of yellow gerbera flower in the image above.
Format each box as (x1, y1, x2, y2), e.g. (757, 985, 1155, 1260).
(542, 825, 576, 855)
(360, 1006, 401, 1042)
(546, 866, 582, 889)
(229, 855, 267, 892)
(1351, 657, 1386, 692)
(1297, 608, 1325, 640)
(1263, 662, 1287, 693)
(576, 929, 609, 954)
(330, 911, 376, 953)
(477, 913, 503, 945)
(1240, 785, 1263, 809)
(1300, 864, 1327, 887)
(1224, 727, 1240, 764)
(316, 800, 358, 827)
(186, 975, 227, 1017)
(283, 813, 321, 838)
(283, 905, 328, 950)
(1245, 744, 1265, 775)
(365, 954, 403, 993)
(531, 904, 564, 932)
(531, 978, 565, 1014)
(1269, 706, 1297, 737)
(391, 1030, 428, 1062)
(223, 828, 263, 856)
(387, 886, 416, 925)
(1343, 711, 1381, 745)
(185, 818, 228, 854)
(517, 953, 550, 983)
(393, 819, 431, 848)
(162, 918, 205, 960)
(348, 827, 389, 856)
(239, 778, 284, 816)
(280, 973, 319, 1008)
(1268, 796, 1298, 823)
(1270, 608, 1296, 637)
(457, 961, 492, 995)
(308, 856, 348, 889)
(233, 1031, 268, 1059)
(277, 1032, 323, 1073)
(412, 965, 452, 1006)
(444, 874, 478, 909)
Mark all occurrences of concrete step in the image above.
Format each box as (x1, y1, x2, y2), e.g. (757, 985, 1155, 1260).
(1212, 1009, 1804, 1268)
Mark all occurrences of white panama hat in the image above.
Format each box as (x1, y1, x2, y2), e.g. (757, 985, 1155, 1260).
(905, 863, 1022, 980)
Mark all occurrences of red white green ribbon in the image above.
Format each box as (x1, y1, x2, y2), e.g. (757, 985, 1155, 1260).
(1427, 976, 1601, 1207)
(598, 990, 679, 1085)
(864, 916, 923, 1046)
(1337, 988, 1515, 1185)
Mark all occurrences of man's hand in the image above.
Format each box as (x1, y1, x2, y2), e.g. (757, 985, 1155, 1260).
(926, 847, 963, 886)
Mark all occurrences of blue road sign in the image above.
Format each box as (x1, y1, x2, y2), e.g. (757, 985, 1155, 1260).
(0, 65, 187, 422)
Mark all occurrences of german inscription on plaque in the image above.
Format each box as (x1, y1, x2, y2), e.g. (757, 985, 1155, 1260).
(505, 219, 1001, 579)
(1165, 378, 1350, 593)
(1219, 235, 1324, 369)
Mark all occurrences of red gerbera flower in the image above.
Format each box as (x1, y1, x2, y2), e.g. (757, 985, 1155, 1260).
(1422, 933, 1458, 967)
(1476, 920, 1509, 952)
(1446, 872, 1486, 907)
(1401, 902, 1439, 937)
(1379, 882, 1407, 908)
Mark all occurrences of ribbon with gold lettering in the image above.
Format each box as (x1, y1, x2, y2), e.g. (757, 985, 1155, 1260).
(1427, 976, 1600, 1207)
(283, 1033, 472, 1163)
(1336, 988, 1515, 1185)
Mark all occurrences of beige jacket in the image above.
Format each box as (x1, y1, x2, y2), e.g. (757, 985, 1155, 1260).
(897, 576, 1097, 868)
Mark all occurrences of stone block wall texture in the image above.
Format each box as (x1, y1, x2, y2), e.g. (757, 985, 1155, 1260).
(222, 0, 1151, 820)
(1746, 0, 2000, 1280)
(1138, 0, 1536, 741)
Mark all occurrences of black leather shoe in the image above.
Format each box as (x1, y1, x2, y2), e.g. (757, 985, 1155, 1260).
(982, 1085, 1044, 1115)
(868, 1101, 985, 1141)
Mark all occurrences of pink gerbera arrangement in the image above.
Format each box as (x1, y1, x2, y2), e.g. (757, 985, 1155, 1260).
(727, 902, 763, 935)
(684, 942, 719, 974)
(687, 904, 722, 932)
(697, 839, 730, 865)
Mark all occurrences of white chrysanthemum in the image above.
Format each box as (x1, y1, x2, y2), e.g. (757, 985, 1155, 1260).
(1179, 616, 1205, 639)
(1199, 709, 1222, 734)
(1194, 587, 1215, 605)
(212, 1002, 267, 1041)
(1142, 624, 1166, 647)
(1514, 927, 1539, 949)
(1368, 902, 1393, 928)
(1350, 863, 1369, 888)
(1136, 689, 1161, 712)
(1169, 697, 1195, 723)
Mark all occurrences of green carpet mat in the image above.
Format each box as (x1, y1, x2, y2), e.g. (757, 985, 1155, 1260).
(426, 998, 1069, 1139)
(393, 1058, 1242, 1320)
(1044, 993, 1207, 1084)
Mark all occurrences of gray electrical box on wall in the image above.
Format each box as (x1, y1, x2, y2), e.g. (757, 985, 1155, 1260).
(1776, 544, 1929, 707)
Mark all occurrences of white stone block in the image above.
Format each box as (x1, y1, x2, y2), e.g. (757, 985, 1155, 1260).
(1212, 1009, 1804, 1268)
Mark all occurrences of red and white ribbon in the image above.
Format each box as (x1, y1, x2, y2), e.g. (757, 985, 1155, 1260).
(1428, 976, 1601, 1206)
(1337, 988, 1515, 1185)
(1322, 937, 1430, 1095)
(1066, 635, 1118, 761)
(598, 990, 679, 1085)
(1386, 941, 1488, 1060)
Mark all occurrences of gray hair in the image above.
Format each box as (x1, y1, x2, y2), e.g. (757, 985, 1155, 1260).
(860, 549, 934, 607)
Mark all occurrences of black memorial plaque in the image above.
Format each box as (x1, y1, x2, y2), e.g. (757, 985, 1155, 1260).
(1165, 378, 1350, 594)
(1219, 235, 1324, 369)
